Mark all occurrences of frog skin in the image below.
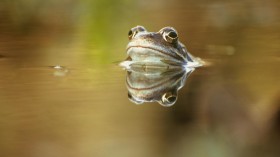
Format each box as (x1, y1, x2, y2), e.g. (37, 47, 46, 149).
(125, 25, 198, 67)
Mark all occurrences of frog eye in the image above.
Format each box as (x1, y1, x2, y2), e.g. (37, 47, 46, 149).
(128, 25, 146, 40)
(160, 92, 177, 107)
(159, 27, 178, 44)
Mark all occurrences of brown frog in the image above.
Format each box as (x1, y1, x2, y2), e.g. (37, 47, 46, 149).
(124, 25, 200, 67)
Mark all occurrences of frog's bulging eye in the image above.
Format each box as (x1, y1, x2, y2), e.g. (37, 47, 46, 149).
(159, 27, 178, 44)
(128, 30, 133, 38)
(128, 25, 146, 40)
(168, 31, 178, 39)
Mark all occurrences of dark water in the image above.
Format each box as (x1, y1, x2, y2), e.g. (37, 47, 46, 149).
(0, 0, 280, 157)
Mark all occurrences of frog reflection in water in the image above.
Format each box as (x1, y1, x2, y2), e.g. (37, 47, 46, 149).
(122, 25, 201, 68)
(126, 67, 194, 107)
(120, 26, 201, 106)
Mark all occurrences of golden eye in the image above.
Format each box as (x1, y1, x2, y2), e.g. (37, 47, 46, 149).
(128, 25, 146, 40)
(168, 31, 178, 39)
(159, 27, 179, 44)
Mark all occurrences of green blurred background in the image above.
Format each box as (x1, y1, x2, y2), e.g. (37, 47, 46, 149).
(0, 0, 280, 157)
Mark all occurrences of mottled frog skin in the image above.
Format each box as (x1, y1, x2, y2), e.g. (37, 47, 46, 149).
(125, 25, 198, 67)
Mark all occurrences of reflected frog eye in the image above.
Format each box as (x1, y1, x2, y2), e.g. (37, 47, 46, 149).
(128, 25, 147, 40)
(159, 27, 178, 44)
(160, 92, 177, 107)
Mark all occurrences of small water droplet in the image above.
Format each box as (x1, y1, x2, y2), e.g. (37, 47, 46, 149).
(50, 65, 69, 77)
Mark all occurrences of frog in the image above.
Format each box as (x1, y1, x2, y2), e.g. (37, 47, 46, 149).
(123, 25, 200, 68)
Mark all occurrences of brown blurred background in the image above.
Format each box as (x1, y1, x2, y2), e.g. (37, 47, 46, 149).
(0, 0, 280, 157)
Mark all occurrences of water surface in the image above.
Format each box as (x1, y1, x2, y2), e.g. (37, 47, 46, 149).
(0, 0, 280, 157)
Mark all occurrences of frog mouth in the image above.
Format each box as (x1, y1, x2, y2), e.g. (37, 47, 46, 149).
(126, 45, 185, 62)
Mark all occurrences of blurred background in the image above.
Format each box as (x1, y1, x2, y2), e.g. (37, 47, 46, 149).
(0, 0, 280, 157)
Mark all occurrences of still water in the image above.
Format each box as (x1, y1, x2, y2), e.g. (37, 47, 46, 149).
(1, 0, 280, 157)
